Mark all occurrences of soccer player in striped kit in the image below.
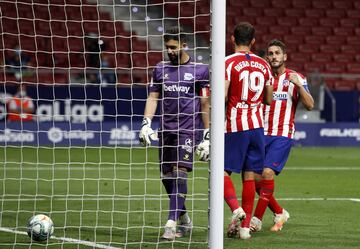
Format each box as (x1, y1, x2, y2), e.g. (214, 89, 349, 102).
(224, 22, 273, 239)
(250, 39, 314, 233)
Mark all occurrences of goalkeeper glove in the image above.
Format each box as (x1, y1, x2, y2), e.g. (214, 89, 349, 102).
(196, 128, 210, 162)
(139, 117, 158, 146)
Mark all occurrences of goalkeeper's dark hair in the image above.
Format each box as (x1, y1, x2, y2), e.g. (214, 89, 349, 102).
(164, 26, 187, 43)
(267, 39, 287, 54)
(233, 22, 255, 46)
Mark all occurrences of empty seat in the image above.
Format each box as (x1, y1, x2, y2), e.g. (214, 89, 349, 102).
(333, 54, 354, 63)
(268, 26, 290, 35)
(283, 35, 303, 45)
(325, 36, 346, 45)
(292, 0, 312, 9)
(355, 54, 360, 62)
(116, 53, 130, 68)
(311, 53, 332, 63)
(347, 36, 360, 46)
(298, 17, 319, 26)
(347, 63, 360, 74)
(326, 9, 346, 18)
(341, 45, 360, 54)
(340, 18, 360, 28)
(256, 16, 276, 26)
(334, 79, 356, 91)
(304, 35, 326, 45)
(277, 17, 298, 26)
(312, 26, 332, 36)
(290, 53, 310, 63)
(304, 8, 325, 18)
(242, 7, 263, 17)
(324, 78, 337, 90)
(333, 27, 354, 36)
(347, 9, 360, 18)
(312, 0, 332, 9)
(303, 62, 324, 73)
(285, 61, 304, 73)
(272, 0, 292, 8)
(320, 44, 340, 54)
(325, 62, 346, 74)
(263, 8, 284, 17)
(284, 8, 304, 17)
(291, 26, 311, 35)
(250, 0, 271, 8)
(333, 0, 353, 9)
(319, 18, 339, 27)
(298, 44, 319, 53)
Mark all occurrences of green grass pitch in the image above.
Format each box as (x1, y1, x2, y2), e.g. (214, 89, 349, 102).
(0, 146, 359, 249)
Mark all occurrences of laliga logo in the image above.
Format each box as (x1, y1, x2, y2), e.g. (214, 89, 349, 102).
(47, 127, 63, 143)
(37, 99, 103, 123)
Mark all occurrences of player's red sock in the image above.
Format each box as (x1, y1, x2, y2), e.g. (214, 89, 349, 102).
(268, 195, 283, 214)
(224, 175, 240, 212)
(255, 180, 262, 195)
(240, 179, 255, 228)
(253, 179, 274, 220)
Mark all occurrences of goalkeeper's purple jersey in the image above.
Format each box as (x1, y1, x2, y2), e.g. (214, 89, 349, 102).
(149, 59, 209, 132)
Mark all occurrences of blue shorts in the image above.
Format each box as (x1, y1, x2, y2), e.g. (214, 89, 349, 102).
(224, 128, 265, 174)
(264, 136, 293, 175)
(158, 131, 199, 174)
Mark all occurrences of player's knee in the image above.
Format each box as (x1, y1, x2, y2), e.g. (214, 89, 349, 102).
(262, 168, 275, 180)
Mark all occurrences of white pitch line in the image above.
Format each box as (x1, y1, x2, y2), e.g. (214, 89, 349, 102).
(0, 227, 123, 249)
(1, 197, 360, 202)
(0, 166, 359, 171)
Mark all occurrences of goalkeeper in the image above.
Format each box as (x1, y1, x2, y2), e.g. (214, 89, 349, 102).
(139, 26, 210, 240)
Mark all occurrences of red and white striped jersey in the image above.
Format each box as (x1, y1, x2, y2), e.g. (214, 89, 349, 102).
(225, 52, 273, 133)
(264, 68, 307, 139)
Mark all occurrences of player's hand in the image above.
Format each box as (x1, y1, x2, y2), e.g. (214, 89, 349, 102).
(139, 117, 158, 146)
(288, 73, 302, 87)
(196, 128, 210, 162)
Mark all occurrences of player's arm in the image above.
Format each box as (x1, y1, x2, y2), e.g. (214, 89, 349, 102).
(289, 73, 314, 111)
(200, 94, 210, 130)
(139, 91, 159, 146)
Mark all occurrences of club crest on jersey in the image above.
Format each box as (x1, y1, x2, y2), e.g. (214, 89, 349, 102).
(282, 79, 290, 87)
(163, 73, 169, 80)
(182, 138, 193, 153)
(184, 73, 194, 81)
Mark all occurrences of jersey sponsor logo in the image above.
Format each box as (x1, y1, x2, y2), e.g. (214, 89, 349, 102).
(273, 92, 288, 101)
(184, 73, 194, 81)
(164, 84, 190, 93)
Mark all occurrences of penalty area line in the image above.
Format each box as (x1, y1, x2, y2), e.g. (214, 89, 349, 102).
(0, 227, 123, 249)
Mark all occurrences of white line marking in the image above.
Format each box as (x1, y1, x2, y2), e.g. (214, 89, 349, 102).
(1, 197, 360, 202)
(0, 227, 123, 249)
(0, 166, 359, 171)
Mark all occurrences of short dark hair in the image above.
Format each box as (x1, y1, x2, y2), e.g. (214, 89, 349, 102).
(164, 26, 187, 43)
(233, 22, 255, 46)
(267, 39, 286, 54)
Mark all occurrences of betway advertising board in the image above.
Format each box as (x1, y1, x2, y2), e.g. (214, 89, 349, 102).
(0, 122, 359, 147)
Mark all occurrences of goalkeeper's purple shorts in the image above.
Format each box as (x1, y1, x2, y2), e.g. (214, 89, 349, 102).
(264, 135, 293, 175)
(224, 128, 264, 174)
(158, 131, 198, 174)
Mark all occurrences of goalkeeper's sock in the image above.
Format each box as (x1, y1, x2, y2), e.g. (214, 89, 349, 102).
(240, 179, 255, 228)
(162, 176, 174, 199)
(168, 170, 187, 221)
(224, 175, 240, 212)
(253, 179, 274, 220)
(268, 195, 283, 215)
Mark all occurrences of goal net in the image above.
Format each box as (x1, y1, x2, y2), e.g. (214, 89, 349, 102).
(0, 0, 211, 248)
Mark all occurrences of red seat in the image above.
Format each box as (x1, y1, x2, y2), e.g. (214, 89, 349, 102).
(256, 16, 276, 26)
(304, 35, 326, 45)
(312, 26, 332, 36)
(298, 44, 319, 53)
(325, 62, 346, 74)
(320, 44, 340, 54)
(311, 53, 332, 63)
(285, 61, 304, 73)
(356, 28, 360, 36)
(1, 18, 18, 34)
(324, 78, 337, 90)
(291, 26, 311, 35)
(326, 9, 346, 18)
(228, 0, 250, 7)
(312, 0, 332, 9)
(18, 19, 35, 35)
(341, 45, 360, 54)
(268, 26, 290, 35)
(66, 21, 83, 36)
(319, 18, 339, 27)
(290, 53, 310, 63)
(355, 1, 360, 9)
(116, 53, 130, 68)
(347, 10, 360, 18)
(304, 9, 325, 18)
(325, 36, 346, 45)
(263, 8, 284, 17)
(298, 17, 319, 26)
(68, 38, 84, 52)
(347, 36, 360, 46)
(303, 62, 324, 73)
(333, 54, 354, 63)
(333, 0, 353, 9)
(333, 27, 354, 36)
(283, 35, 303, 45)
(242, 7, 263, 17)
(340, 18, 360, 28)
(347, 63, 360, 74)
(284, 8, 304, 17)
(131, 39, 148, 52)
(250, 0, 271, 8)
(334, 79, 356, 91)
(272, 0, 292, 8)
(355, 54, 360, 62)
(277, 17, 298, 26)
(292, 0, 312, 9)
(19, 37, 36, 51)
